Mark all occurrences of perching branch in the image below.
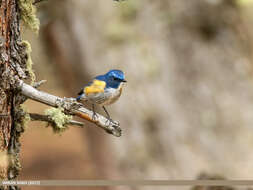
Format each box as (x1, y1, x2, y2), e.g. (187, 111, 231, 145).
(19, 80, 47, 104)
(17, 80, 122, 137)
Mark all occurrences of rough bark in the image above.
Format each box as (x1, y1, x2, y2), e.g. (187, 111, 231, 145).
(0, 0, 29, 189)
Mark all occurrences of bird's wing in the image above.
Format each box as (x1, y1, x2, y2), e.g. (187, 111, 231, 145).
(77, 79, 106, 101)
(77, 74, 106, 100)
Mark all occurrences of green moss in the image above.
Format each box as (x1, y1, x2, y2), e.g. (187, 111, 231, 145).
(44, 107, 72, 134)
(18, 0, 40, 33)
(21, 40, 36, 84)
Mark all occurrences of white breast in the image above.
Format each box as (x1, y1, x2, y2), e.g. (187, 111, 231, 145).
(101, 86, 122, 106)
(85, 84, 123, 106)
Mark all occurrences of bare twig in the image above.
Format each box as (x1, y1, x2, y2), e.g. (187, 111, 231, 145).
(17, 80, 122, 137)
(29, 113, 84, 127)
(33, 80, 47, 88)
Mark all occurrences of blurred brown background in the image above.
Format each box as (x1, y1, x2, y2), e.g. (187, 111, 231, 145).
(17, 0, 253, 189)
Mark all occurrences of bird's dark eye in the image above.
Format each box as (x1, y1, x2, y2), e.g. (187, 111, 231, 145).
(113, 77, 118, 81)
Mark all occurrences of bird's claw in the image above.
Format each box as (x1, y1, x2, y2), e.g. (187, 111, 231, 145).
(105, 118, 119, 128)
(92, 112, 98, 120)
(105, 117, 114, 125)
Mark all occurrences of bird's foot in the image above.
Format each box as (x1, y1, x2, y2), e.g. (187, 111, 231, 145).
(106, 117, 119, 128)
(92, 112, 99, 120)
(105, 117, 113, 125)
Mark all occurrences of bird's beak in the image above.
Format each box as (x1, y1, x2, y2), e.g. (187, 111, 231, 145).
(122, 80, 127, 83)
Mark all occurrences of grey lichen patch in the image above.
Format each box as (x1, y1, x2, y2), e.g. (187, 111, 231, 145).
(44, 107, 72, 133)
(21, 40, 36, 84)
(18, 0, 40, 33)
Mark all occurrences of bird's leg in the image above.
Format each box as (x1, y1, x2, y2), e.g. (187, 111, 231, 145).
(102, 106, 114, 124)
(92, 104, 98, 120)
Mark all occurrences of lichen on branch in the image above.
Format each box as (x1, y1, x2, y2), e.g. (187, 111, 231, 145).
(44, 107, 72, 133)
(18, 0, 40, 33)
(21, 40, 36, 84)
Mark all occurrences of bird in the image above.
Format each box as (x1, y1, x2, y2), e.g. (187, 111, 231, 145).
(76, 69, 127, 121)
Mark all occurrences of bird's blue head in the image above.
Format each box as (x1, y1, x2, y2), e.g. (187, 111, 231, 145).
(103, 69, 126, 89)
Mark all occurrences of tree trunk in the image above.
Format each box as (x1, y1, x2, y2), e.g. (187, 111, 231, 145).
(0, 0, 29, 189)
